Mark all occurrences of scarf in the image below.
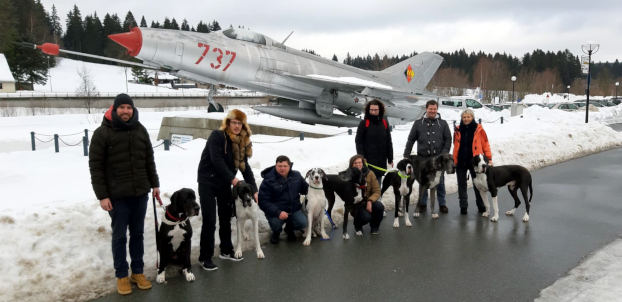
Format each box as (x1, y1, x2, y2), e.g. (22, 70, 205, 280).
(226, 128, 252, 172)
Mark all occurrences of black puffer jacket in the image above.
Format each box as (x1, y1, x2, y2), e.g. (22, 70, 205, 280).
(355, 102, 393, 177)
(89, 106, 159, 200)
(197, 130, 257, 192)
(403, 113, 451, 157)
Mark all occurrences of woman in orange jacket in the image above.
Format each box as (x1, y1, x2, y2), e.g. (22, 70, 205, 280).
(453, 109, 492, 215)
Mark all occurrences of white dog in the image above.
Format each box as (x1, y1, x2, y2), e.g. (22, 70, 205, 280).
(233, 181, 265, 259)
(303, 168, 330, 246)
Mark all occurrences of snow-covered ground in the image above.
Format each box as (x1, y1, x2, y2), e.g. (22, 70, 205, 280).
(1, 58, 622, 301)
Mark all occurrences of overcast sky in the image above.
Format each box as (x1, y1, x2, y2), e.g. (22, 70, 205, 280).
(41, 0, 621, 63)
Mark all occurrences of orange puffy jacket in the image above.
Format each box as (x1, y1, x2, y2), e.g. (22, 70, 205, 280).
(453, 123, 492, 165)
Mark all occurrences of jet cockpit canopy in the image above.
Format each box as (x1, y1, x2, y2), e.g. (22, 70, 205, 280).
(222, 28, 267, 45)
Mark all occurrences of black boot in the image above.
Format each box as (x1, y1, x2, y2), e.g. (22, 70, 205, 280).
(270, 232, 280, 244)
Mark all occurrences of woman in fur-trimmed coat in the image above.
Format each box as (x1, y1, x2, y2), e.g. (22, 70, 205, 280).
(197, 109, 258, 268)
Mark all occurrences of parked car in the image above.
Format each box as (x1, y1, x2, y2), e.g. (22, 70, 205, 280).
(552, 103, 580, 111)
(610, 98, 621, 105)
(484, 104, 504, 111)
(439, 97, 484, 109)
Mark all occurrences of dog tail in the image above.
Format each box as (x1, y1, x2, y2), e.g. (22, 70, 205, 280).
(528, 182, 533, 202)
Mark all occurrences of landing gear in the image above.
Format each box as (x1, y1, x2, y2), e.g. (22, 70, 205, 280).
(206, 84, 224, 112)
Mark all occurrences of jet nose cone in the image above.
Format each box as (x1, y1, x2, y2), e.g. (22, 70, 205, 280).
(108, 27, 142, 56)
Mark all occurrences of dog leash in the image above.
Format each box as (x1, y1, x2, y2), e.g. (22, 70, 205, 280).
(151, 192, 163, 269)
(321, 209, 336, 240)
(366, 162, 409, 179)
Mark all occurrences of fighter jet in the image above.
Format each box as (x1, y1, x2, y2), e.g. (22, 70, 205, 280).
(35, 26, 443, 127)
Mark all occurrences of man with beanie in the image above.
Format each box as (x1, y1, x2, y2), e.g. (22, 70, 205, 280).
(89, 93, 160, 295)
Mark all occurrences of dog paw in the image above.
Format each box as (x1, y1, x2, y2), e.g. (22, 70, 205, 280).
(505, 209, 516, 216)
(182, 269, 195, 282)
(156, 272, 166, 284)
(522, 213, 530, 222)
(393, 218, 399, 228)
(413, 212, 420, 218)
(405, 218, 412, 227)
(431, 213, 439, 219)
(321, 233, 329, 239)
(257, 250, 265, 259)
(482, 212, 489, 217)
(303, 238, 311, 246)
(491, 216, 499, 222)
(234, 250, 243, 258)
(355, 231, 363, 236)
(343, 233, 350, 240)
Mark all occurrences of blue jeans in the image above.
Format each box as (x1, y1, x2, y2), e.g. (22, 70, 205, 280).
(420, 173, 446, 207)
(267, 210, 307, 235)
(108, 194, 148, 278)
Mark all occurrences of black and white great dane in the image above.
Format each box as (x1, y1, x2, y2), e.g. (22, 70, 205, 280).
(381, 158, 416, 227)
(411, 153, 456, 219)
(233, 181, 264, 259)
(472, 154, 534, 222)
(323, 167, 365, 239)
(156, 188, 200, 284)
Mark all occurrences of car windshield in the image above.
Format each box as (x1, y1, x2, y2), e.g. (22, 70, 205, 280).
(222, 28, 267, 45)
(466, 99, 482, 108)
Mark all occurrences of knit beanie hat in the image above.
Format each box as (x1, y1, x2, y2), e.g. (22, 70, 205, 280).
(113, 93, 134, 110)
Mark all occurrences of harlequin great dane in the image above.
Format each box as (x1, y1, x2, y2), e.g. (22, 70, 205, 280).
(410, 153, 456, 219)
(233, 181, 265, 259)
(303, 168, 330, 246)
(472, 154, 533, 222)
(381, 158, 416, 227)
(156, 188, 200, 284)
(323, 167, 365, 239)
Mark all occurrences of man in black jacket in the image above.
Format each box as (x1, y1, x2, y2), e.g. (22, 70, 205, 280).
(89, 93, 159, 295)
(355, 99, 394, 185)
(403, 100, 452, 214)
(258, 155, 308, 244)
(197, 109, 258, 270)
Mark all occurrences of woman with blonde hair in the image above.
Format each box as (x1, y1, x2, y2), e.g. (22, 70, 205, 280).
(452, 109, 492, 215)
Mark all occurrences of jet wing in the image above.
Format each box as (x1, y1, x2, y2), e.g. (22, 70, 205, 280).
(285, 73, 393, 93)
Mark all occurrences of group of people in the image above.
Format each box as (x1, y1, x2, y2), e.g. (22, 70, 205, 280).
(89, 94, 492, 295)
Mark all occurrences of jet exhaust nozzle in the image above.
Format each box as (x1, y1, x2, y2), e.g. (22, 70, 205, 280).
(108, 27, 143, 56)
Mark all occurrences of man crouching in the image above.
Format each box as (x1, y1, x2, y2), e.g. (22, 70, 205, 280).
(259, 156, 308, 244)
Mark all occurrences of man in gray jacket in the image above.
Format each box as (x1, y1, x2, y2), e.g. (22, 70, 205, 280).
(403, 100, 451, 214)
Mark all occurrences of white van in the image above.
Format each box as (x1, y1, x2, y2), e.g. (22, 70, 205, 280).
(438, 97, 484, 109)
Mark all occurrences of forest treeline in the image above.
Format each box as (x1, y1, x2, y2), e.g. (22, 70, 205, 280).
(1, 0, 620, 98)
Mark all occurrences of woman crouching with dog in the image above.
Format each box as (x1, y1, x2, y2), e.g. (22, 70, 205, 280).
(453, 109, 492, 215)
(197, 109, 258, 270)
(349, 155, 384, 235)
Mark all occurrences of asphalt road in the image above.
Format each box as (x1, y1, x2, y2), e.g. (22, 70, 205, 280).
(95, 146, 622, 302)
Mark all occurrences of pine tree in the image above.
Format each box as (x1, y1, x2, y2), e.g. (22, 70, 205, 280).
(150, 20, 159, 28)
(123, 11, 136, 31)
(82, 13, 104, 56)
(171, 18, 180, 30)
(332, 54, 338, 62)
(140, 16, 147, 27)
(50, 5, 62, 44)
(196, 21, 209, 33)
(63, 5, 84, 51)
(181, 19, 190, 31)
(211, 20, 221, 31)
(163, 17, 171, 29)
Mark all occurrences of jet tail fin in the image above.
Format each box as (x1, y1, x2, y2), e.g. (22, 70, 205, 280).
(374, 52, 443, 93)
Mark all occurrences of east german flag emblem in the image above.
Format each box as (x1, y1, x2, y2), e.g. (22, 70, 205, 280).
(405, 64, 414, 83)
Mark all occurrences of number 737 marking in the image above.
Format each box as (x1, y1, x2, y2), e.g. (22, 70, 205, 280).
(194, 42, 236, 71)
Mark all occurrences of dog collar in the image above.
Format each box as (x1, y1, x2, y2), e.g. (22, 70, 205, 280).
(162, 210, 189, 226)
(309, 185, 323, 190)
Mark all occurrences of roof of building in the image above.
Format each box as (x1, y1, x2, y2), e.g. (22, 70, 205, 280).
(0, 53, 16, 82)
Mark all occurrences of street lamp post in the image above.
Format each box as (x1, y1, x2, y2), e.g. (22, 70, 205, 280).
(616, 81, 620, 101)
(582, 42, 599, 123)
(510, 76, 516, 103)
(567, 85, 570, 99)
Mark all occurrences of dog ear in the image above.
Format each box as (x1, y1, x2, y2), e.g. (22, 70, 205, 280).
(170, 191, 178, 204)
(319, 169, 328, 182)
(305, 169, 313, 179)
(338, 168, 353, 182)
